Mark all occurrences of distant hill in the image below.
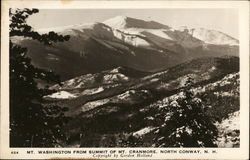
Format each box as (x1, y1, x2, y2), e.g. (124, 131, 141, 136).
(43, 56, 239, 147)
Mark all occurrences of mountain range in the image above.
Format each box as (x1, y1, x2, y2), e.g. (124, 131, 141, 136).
(12, 16, 239, 80)
(13, 16, 240, 147)
(44, 56, 239, 147)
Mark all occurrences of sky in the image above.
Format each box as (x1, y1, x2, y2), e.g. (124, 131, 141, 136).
(27, 9, 239, 38)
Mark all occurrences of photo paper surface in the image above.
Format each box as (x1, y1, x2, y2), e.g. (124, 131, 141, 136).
(1, 1, 249, 159)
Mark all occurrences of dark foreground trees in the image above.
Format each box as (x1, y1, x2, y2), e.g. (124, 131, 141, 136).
(155, 78, 218, 147)
(9, 8, 70, 147)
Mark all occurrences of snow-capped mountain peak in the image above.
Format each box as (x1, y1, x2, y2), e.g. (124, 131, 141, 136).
(177, 26, 239, 46)
(103, 16, 170, 30)
(103, 16, 128, 29)
(36, 22, 99, 34)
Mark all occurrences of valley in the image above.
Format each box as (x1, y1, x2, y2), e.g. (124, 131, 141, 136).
(44, 56, 239, 147)
(13, 15, 240, 147)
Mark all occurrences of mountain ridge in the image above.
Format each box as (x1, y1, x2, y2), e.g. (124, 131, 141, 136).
(35, 15, 238, 45)
(13, 16, 239, 80)
(43, 56, 239, 147)
(103, 16, 171, 30)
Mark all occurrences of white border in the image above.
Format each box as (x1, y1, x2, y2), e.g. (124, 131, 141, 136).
(1, 1, 249, 159)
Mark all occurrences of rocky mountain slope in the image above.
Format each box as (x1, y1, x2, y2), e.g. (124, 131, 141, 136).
(12, 15, 240, 147)
(178, 26, 239, 46)
(43, 56, 239, 147)
(12, 16, 239, 80)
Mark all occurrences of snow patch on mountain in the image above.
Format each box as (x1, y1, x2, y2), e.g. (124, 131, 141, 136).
(133, 126, 156, 137)
(103, 16, 170, 30)
(218, 111, 239, 131)
(191, 72, 239, 95)
(82, 99, 110, 112)
(178, 26, 238, 46)
(37, 22, 97, 34)
(81, 87, 105, 96)
(150, 72, 239, 110)
(118, 28, 173, 40)
(216, 111, 240, 147)
(214, 91, 235, 97)
(103, 73, 129, 82)
(103, 16, 128, 29)
(112, 29, 150, 47)
(145, 29, 173, 40)
(117, 90, 136, 100)
(46, 91, 76, 99)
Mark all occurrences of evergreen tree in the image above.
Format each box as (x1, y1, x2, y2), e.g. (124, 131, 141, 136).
(156, 77, 218, 147)
(9, 8, 70, 147)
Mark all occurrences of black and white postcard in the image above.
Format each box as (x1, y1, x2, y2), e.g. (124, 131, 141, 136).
(1, 0, 249, 159)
